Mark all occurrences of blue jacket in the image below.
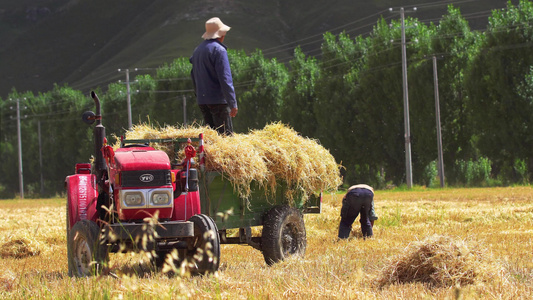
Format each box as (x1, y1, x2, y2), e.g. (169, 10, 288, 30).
(190, 39, 237, 108)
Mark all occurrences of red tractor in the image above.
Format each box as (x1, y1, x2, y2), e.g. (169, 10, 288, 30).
(65, 92, 321, 277)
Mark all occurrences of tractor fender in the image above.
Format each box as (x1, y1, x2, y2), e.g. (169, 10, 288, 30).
(65, 174, 99, 229)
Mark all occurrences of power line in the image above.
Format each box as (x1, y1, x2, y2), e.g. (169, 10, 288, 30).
(262, 11, 394, 58)
(58, 3, 518, 95)
(412, 0, 482, 9)
(2, 2, 528, 126)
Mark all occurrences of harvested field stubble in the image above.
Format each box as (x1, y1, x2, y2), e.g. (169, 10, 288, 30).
(119, 122, 343, 200)
(1, 187, 533, 298)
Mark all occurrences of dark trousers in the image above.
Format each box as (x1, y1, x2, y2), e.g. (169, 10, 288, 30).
(338, 188, 373, 239)
(199, 104, 234, 135)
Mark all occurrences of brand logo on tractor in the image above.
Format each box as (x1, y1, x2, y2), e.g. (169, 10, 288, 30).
(140, 174, 154, 182)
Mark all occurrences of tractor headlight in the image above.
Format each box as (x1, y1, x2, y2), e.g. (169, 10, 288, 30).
(124, 192, 144, 207)
(150, 190, 172, 206)
(119, 188, 172, 209)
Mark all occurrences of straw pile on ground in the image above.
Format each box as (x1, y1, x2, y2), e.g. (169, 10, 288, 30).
(376, 235, 506, 288)
(0, 238, 40, 259)
(118, 122, 342, 201)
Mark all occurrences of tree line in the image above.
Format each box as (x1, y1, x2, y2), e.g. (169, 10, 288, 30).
(1, 2, 532, 198)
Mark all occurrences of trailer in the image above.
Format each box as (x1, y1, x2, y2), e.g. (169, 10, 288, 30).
(65, 92, 321, 277)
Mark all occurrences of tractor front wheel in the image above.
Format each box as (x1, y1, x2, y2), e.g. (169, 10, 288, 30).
(152, 249, 186, 272)
(261, 205, 307, 265)
(187, 214, 220, 275)
(68, 220, 108, 277)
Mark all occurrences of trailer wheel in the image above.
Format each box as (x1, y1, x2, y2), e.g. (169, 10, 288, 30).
(262, 205, 307, 265)
(187, 214, 220, 275)
(68, 220, 108, 277)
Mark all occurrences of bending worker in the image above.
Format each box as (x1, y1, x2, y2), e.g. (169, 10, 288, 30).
(338, 184, 378, 239)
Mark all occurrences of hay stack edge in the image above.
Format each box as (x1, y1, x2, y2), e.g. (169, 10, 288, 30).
(117, 122, 343, 201)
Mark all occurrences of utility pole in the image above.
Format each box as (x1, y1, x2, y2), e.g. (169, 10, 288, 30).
(390, 6, 416, 188)
(15, 98, 24, 199)
(400, 7, 413, 189)
(118, 68, 134, 129)
(38, 120, 44, 194)
(433, 56, 445, 187)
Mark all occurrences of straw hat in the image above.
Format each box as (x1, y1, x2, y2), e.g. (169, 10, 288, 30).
(202, 17, 231, 40)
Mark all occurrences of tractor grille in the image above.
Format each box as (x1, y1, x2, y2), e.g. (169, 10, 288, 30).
(121, 170, 171, 187)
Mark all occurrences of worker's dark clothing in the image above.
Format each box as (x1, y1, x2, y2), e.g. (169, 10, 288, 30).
(338, 187, 374, 239)
(190, 39, 237, 135)
(199, 104, 233, 135)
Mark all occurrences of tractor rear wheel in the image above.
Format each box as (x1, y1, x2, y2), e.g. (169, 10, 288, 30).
(68, 220, 108, 277)
(261, 205, 307, 265)
(187, 214, 220, 275)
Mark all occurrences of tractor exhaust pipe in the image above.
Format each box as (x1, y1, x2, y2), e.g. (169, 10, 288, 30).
(91, 91, 102, 126)
(90, 91, 107, 183)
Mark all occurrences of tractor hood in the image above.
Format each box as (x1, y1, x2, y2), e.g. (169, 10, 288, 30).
(114, 149, 170, 171)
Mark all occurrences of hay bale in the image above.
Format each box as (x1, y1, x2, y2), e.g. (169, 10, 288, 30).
(119, 122, 342, 200)
(0, 238, 40, 259)
(377, 235, 503, 288)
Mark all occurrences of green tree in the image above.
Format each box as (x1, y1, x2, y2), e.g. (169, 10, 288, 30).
(231, 49, 288, 132)
(355, 18, 409, 185)
(153, 58, 198, 127)
(281, 47, 320, 138)
(101, 82, 129, 138)
(132, 74, 156, 125)
(465, 0, 533, 179)
(314, 31, 372, 185)
(2, 85, 94, 197)
(431, 5, 479, 184)
(403, 20, 441, 185)
(34, 85, 94, 195)
(0, 91, 24, 197)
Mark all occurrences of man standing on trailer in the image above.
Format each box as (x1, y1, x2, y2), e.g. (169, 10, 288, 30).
(190, 17, 238, 135)
(338, 184, 378, 239)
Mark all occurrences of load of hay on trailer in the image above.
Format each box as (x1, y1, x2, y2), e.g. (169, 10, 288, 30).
(120, 122, 342, 202)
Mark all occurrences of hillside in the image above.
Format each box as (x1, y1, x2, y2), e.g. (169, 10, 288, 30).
(0, 0, 515, 98)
